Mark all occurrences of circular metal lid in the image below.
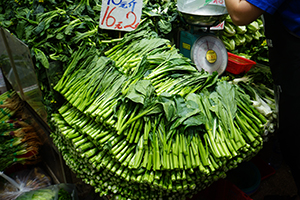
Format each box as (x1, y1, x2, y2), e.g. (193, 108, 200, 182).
(178, 4, 228, 27)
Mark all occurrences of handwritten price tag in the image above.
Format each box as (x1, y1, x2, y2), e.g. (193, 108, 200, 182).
(100, 0, 142, 31)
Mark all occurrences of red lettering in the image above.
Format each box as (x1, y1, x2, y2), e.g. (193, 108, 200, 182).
(106, 7, 117, 27)
(124, 11, 138, 29)
(115, 21, 123, 29)
(101, 6, 110, 25)
(101, 6, 117, 27)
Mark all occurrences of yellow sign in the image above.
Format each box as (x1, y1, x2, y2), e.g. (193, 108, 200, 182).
(182, 43, 191, 50)
(206, 50, 217, 63)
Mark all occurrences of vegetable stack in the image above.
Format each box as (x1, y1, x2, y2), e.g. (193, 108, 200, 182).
(221, 15, 269, 65)
(0, 91, 43, 171)
(0, 0, 181, 119)
(0, 90, 23, 121)
(228, 64, 277, 140)
(49, 26, 270, 199)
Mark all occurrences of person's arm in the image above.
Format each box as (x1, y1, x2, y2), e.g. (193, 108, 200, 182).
(225, 0, 265, 25)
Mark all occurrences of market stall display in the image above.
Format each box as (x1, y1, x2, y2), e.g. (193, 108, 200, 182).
(48, 26, 276, 199)
(0, 0, 276, 199)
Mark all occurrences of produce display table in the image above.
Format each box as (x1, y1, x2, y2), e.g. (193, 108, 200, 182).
(0, 0, 275, 199)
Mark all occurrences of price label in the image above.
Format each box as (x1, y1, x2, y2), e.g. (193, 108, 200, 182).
(99, 0, 143, 32)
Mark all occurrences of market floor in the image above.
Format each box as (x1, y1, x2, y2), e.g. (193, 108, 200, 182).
(188, 135, 299, 200)
(248, 137, 298, 200)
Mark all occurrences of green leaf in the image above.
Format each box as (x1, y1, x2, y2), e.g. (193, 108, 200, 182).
(56, 33, 64, 40)
(86, 5, 95, 16)
(34, 48, 49, 69)
(0, 21, 13, 28)
(33, 21, 45, 35)
(158, 19, 172, 34)
(135, 80, 154, 97)
(158, 92, 176, 121)
(142, 10, 161, 17)
(169, 95, 204, 130)
(15, 20, 27, 39)
(25, 25, 35, 40)
(182, 114, 205, 128)
(33, 5, 45, 15)
(215, 81, 237, 118)
(125, 84, 145, 105)
(125, 80, 155, 105)
(184, 93, 206, 126)
(145, 104, 163, 115)
(65, 22, 78, 35)
(209, 92, 230, 128)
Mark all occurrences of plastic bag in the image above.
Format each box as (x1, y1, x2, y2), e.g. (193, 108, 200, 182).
(177, 0, 213, 12)
(15, 183, 78, 200)
(0, 168, 52, 200)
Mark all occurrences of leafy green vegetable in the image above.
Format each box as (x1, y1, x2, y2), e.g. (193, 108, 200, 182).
(33, 48, 49, 69)
(222, 16, 268, 65)
(58, 188, 72, 200)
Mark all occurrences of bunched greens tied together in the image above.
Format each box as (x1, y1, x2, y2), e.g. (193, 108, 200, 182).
(49, 26, 270, 200)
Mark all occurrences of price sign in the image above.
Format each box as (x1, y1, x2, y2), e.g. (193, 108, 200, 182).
(99, 0, 143, 32)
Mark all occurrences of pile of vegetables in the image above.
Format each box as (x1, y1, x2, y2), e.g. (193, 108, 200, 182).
(221, 16, 269, 65)
(228, 64, 277, 140)
(0, 91, 43, 171)
(0, 0, 181, 119)
(47, 24, 274, 199)
(0, 91, 23, 122)
(1, 0, 277, 199)
(0, 123, 42, 172)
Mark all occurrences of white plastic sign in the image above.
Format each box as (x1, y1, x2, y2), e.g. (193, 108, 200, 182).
(209, 0, 226, 30)
(100, 0, 143, 32)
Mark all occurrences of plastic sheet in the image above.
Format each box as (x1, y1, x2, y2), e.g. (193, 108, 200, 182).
(16, 183, 78, 200)
(177, 0, 213, 12)
(0, 168, 52, 200)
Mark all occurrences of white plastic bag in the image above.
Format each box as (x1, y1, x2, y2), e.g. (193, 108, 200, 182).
(0, 168, 52, 200)
(177, 0, 213, 12)
(15, 183, 78, 200)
